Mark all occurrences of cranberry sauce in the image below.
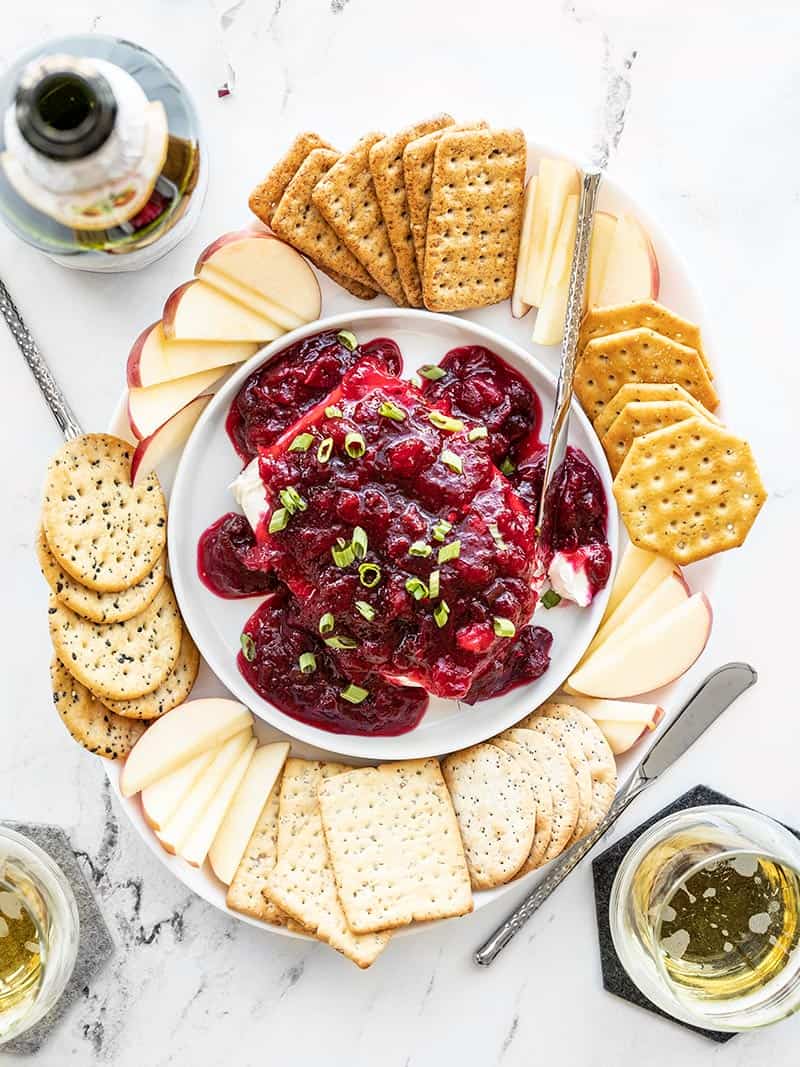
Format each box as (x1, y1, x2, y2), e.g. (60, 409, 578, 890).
(197, 512, 276, 599)
(239, 592, 428, 736)
(254, 363, 542, 701)
(226, 331, 403, 462)
(419, 345, 542, 465)
(463, 624, 553, 705)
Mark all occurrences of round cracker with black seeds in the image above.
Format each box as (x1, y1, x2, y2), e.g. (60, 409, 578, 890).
(51, 657, 146, 759)
(502, 729, 579, 862)
(36, 526, 166, 624)
(41, 434, 167, 593)
(519, 710, 593, 846)
(491, 738, 554, 873)
(47, 581, 181, 702)
(102, 628, 199, 719)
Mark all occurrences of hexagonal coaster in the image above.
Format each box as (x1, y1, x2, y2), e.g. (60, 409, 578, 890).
(591, 785, 799, 1044)
(2, 822, 114, 1055)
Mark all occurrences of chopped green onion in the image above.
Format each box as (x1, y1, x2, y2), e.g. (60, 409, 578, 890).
(410, 373, 423, 389)
(468, 425, 488, 442)
(541, 589, 562, 609)
(428, 569, 440, 599)
(317, 436, 334, 463)
(437, 540, 461, 564)
(288, 433, 314, 453)
(419, 364, 446, 381)
(378, 400, 406, 422)
(351, 526, 368, 560)
(405, 577, 429, 601)
(408, 541, 432, 558)
(325, 405, 343, 419)
(358, 562, 382, 588)
(325, 635, 358, 650)
(279, 487, 307, 514)
(441, 449, 463, 474)
(240, 632, 256, 661)
(433, 601, 450, 628)
(331, 538, 355, 568)
(299, 652, 317, 674)
(340, 683, 369, 704)
(493, 616, 516, 638)
(268, 508, 289, 534)
(337, 329, 358, 351)
(432, 519, 452, 542)
(429, 411, 464, 433)
(319, 613, 335, 636)
(345, 432, 366, 458)
(489, 523, 508, 550)
(500, 457, 516, 476)
(355, 600, 376, 621)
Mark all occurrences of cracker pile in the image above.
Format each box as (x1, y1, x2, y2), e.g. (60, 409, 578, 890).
(249, 118, 526, 311)
(38, 434, 199, 759)
(576, 300, 766, 564)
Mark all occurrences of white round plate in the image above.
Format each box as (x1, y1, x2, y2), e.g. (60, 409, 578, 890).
(167, 307, 617, 761)
(106, 146, 721, 940)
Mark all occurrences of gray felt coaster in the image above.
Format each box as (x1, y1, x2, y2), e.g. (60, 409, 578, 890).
(1, 822, 115, 1055)
(591, 785, 800, 1044)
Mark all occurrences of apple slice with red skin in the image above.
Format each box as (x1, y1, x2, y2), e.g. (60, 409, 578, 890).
(131, 394, 212, 485)
(566, 593, 712, 698)
(128, 365, 225, 440)
(597, 214, 660, 305)
(596, 571, 689, 656)
(586, 211, 617, 308)
(562, 695, 664, 755)
(195, 231, 321, 331)
(127, 321, 257, 389)
(162, 280, 285, 343)
(586, 554, 680, 657)
(602, 541, 657, 621)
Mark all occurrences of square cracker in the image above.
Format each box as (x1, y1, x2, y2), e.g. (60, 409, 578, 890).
(271, 148, 379, 293)
(403, 121, 487, 281)
(248, 132, 331, 227)
(574, 327, 719, 419)
(226, 785, 287, 926)
(581, 300, 712, 379)
(422, 127, 526, 311)
(312, 133, 407, 305)
(613, 416, 766, 564)
(368, 115, 454, 306)
(602, 399, 713, 475)
(593, 381, 719, 438)
(318, 758, 473, 934)
(264, 759, 391, 968)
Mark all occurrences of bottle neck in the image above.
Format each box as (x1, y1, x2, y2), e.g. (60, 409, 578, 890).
(15, 65, 117, 161)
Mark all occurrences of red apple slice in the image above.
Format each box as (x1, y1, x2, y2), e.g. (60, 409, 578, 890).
(128, 366, 225, 440)
(597, 572, 689, 655)
(131, 394, 212, 485)
(561, 695, 664, 755)
(127, 322, 257, 389)
(531, 193, 579, 345)
(597, 214, 660, 305)
(522, 159, 579, 307)
(567, 593, 712, 698)
(195, 231, 321, 331)
(511, 177, 537, 318)
(162, 280, 285, 343)
(586, 555, 678, 657)
(602, 542, 657, 621)
(586, 211, 617, 308)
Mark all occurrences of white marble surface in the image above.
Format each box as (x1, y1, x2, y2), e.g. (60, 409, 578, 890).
(2, 0, 800, 1063)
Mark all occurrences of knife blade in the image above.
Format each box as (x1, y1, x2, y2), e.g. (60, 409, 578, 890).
(473, 662, 757, 967)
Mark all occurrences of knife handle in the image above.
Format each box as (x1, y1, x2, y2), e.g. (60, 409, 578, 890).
(0, 278, 83, 441)
(474, 772, 647, 966)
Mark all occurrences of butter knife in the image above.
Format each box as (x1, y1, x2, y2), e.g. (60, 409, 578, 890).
(474, 662, 757, 967)
(0, 277, 83, 440)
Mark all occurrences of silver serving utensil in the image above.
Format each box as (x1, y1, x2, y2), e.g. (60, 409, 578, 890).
(0, 277, 83, 440)
(537, 46, 636, 531)
(474, 662, 757, 967)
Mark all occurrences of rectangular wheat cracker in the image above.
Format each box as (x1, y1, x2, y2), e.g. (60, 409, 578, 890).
(264, 759, 391, 968)
(311, 133, 407, 305)
(318, 758, 473, 934)
(580, 300, 712, 378)
(226, 785, 287, 926)
(574, 327, 719, 418)
(403, 121, 487, 281)
(368, 115, 454, 306)
(248, 132, 332, 227)
(271, 148, 379, 293)
(422, 128, 526, 311)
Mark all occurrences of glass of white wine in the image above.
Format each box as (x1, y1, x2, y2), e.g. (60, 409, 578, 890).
(610, 805, 800, 1032)
(0, 828, 79, 1045)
